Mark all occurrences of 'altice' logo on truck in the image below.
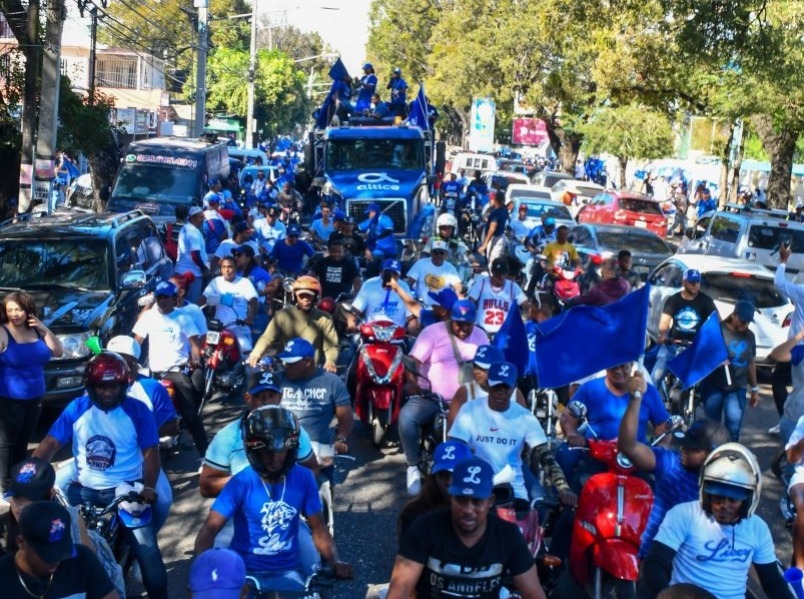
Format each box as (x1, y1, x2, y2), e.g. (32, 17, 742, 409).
(356, 173, 401, 191)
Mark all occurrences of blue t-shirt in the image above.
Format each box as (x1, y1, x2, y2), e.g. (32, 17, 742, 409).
(359, 214, 396, 257)
(0, 329, 52, 399)
(487, 206, 509, 236)
(311, 218, 334, 242)
(639, 447, 699, 559)
(48, 395, 159, 489)
(204, 414, 314, 475)
(128, 377, 177, 430)
(212, 464, 322, 573)
(244, 266, 272, 301)
(270, 239, 315, 275)
(572, 377, 669, 442)
(356, 74, 377, 111)
(388, 77, 408, 107)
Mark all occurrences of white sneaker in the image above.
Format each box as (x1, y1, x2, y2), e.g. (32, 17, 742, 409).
(406, 466, 421, 496)
(769, 423, 781, 435)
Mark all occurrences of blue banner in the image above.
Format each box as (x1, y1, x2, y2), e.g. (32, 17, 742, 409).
(328, 58, 349, 81)
(667, 312, 728, 389)
(534, 286, 649, 388)
(408, 84, 429, 131)
(493, 305, 529, 377)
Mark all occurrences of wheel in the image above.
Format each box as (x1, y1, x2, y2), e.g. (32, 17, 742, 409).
(772, 449, 788, 479)
(202, 368, 214, 403)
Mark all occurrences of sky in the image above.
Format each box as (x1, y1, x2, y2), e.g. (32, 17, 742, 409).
(264, 0, 373, 72)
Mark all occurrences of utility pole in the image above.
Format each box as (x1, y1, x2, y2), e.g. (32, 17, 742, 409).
(194, 0, 208, 137)
(33, 0, 65, 214)
(245, 0, 258, 149)
(88, 5, 98, 103)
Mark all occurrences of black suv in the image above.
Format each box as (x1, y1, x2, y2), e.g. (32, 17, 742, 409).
(0, 210, 172, 404)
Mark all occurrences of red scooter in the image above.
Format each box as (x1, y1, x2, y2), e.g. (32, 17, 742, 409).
(201, 319, 246, 405)
(569, 438, 653, 599)
(353, 318, 407, 447)
(552, 264, 582, 308)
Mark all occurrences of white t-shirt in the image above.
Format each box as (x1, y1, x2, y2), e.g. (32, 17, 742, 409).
(352, 276, 413, 327)
(406, 258, 461, 307)
(254, 218, 286, 253)
(132, 308, 199, 373)
(214, 239, 260, 260)
(177, 302, 208, 341)
(175, 223, 208, 277)
(449, 397, 547, 499)
(654, 501, 776, 599)
(510, 218, 530, 242)
(202, 276, 258, 351)
(468, 277, 527, 334)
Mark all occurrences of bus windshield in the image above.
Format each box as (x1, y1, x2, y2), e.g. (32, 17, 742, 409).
(326, 139, 423, 171)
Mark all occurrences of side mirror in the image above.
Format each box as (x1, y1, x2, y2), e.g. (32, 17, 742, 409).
(121, 270, 146, 289)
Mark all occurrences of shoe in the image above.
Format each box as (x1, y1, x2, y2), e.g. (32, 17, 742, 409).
(769, 423, 781, 435)
(406, 466, 421, 496)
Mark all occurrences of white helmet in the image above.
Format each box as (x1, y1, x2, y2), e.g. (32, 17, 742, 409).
(699, 442, 761, 521)
(437, 213, 458, 230)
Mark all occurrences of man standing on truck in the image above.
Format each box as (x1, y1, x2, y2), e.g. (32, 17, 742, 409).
(387, 67, 408, 118)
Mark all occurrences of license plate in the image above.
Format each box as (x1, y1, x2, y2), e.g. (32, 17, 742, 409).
(206, 331, 220, 345)
(634, 220, 648, 228)
(634, 265, 650, 274)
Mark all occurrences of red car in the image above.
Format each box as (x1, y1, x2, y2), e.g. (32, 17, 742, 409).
(576, 191, 668, 239)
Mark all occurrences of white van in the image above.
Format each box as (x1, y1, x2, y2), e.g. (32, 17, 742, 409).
(678, 210, 804, 281)
(228, 147, 270, 165)
(450, 152, 496, 176)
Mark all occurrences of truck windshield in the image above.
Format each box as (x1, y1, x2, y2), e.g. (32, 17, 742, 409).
(111, 163, 199, 203)
(326, 138, 423, 171)
(0, 239, 110, 290)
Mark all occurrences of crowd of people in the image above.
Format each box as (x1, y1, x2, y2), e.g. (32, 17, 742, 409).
(1, 148, 803, 599)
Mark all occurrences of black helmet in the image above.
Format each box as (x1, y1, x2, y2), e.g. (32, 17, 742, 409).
(243, 406, 300, 480)
(85, 351, 129, 411)
(680, 418, 730, 455)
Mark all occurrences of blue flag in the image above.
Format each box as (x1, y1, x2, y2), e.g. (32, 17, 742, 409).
(328, 57, 349, 81)
(493, 306, 529, 376)
(667, 312, 728, 389)
(408, 84, 429, 131)
(534, 285, 650, 388)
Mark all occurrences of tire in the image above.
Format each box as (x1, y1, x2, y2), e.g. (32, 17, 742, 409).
(772, 449, 788, 480)
(371, 419, 384, 448)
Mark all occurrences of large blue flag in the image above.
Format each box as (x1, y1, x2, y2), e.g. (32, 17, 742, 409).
(493, 305, 529, 376)
(314, 59, 351, 129)
(328, 57, 349, 81)
(667, 312, 728, 389)
(408, 84, 430, 131)
(534, 285, 650, 388)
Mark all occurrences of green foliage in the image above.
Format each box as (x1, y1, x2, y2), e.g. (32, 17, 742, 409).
(57, 76, 117, 158)
(206, 48, 310, 137)
(578, 104, 675, 162)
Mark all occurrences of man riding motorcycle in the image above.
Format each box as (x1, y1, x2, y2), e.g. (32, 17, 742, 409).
(421, 213, 471, 272)
(194, 406, 352, 592)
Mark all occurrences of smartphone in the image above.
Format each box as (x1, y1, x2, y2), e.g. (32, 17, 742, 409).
(382, 270, 393, 288)
(783, 235, 793, 249)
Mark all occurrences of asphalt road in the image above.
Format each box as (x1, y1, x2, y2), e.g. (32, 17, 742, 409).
(30, 371, 792, 599)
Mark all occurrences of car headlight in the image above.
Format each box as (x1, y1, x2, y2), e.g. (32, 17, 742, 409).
(56, 332, 93, 360)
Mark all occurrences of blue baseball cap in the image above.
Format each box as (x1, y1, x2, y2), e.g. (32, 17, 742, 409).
(247, 370, 280, 394)
(473, 345, 504, 369)
(365, 202, 381, 214)
(363, 62, 373, 70)
(544, 216, 556, 227)
(287, 225, 301, 237)
(155, 281, 178, 297)
(427, 287, 458, 310)
(277, 337, 315, 364)
(382, 259, 401, 274)
(734, 300, 756, 324)
(451, 300, 476, 323)
(189, 549, 246, 599)
(683, 269, 702, 283)
(332, 209, 347, 222)
(432, 441, 473, 475)
(487, 361, 518, 388)
(448, 457, 494, 499)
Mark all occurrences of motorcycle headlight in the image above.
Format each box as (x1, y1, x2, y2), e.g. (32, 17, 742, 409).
(57, 332, 93, 360)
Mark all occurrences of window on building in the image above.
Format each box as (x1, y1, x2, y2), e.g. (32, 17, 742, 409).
(95, 56, 137, 89)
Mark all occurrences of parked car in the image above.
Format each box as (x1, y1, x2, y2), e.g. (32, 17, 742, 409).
(576, 191, 668, 239)
(531, 170, 574, 188)
(482, 171, 530, 194)
(238, 164, 279, 188)
(646, 255, 792, 364)
(568, 223, 674, 280)
(505, 184, 552, 205)
(0, 210, 172, 404)
(509, 197, 575, 232)
(677, 210, 804, 281)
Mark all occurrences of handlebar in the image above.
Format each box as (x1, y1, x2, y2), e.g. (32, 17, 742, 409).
(80, 491, 146, 519)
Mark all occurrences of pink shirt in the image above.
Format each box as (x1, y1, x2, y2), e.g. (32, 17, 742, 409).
(410, 322, 490, 402)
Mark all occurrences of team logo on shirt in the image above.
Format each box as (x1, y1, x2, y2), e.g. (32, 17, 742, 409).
(16, 462, 38, 483)
(424, 274, 446, 292)
(696, 538, 752, 563)
(254, 500, 298, 555)
(85, 435, 117, 471)
(675, 307, 702, 333)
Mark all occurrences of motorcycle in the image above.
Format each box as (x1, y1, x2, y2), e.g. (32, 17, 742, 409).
(271, 272, 297, 314)
(400, 355, 449, 475)
(157, 377, 181, 458)
(568, 438, 653, 599)
(551, 265, 582, 309)
(352, 319, 407, 447)
(245, 565, 338, 599)
(201, 319, 247, 404)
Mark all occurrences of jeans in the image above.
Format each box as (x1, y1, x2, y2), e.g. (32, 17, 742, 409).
(773, 360, 792, 417)
(702, 384, 747, 442)
(156, 370, 208, 455)
(398, 395, 440, 466)
(0, 397, 42, 493)
(66, 483, 168, 599)
(56, 464, 173, 532)
(247, 570, 306, 595)
(781, 416, 798, 447)
(650, 344, 680, 383)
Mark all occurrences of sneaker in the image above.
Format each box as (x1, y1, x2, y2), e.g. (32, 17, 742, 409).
(769, 423, 781, 435)
(406, 466, 421, 496)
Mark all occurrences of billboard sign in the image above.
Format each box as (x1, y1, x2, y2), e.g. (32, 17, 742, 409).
(512, 118, 548, 146)
(469, 97, 495, 153)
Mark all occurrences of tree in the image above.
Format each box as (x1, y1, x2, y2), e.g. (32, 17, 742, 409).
(578, 104, 675, 189)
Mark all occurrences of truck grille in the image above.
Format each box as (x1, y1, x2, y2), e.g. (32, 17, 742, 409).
(347, 199, 407, 235)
